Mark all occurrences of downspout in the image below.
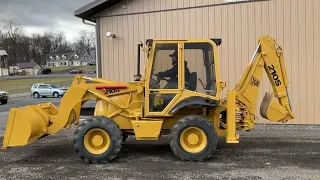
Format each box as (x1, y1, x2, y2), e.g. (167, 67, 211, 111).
(82, 19, 102, 78)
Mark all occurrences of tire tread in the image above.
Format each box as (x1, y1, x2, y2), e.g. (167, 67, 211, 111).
(74, 116, 123, 164)
(169, 114, 218, 162)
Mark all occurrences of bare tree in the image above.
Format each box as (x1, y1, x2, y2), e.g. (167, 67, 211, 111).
(0, 19, 90, 66)
(0, 19, 25, 65)
(73, 29, 95, 58)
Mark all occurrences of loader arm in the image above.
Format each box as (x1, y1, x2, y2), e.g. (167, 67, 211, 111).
(233, 35, 295, 124)
(1, 75, 138, 149)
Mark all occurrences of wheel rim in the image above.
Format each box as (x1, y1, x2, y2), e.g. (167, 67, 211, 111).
(84, 128, 110, 155)
(180, 127, 207, 153)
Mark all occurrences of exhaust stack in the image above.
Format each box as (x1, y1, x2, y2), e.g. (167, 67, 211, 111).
(134, 42, 143, 81)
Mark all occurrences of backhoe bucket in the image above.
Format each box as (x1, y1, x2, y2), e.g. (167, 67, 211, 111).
(260, 92, 294, 122)
(1, 103, 58, 149)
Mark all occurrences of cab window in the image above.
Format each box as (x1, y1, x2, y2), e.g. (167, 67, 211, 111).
(149, 43, 180, 89)
(184, 42, 217, 95)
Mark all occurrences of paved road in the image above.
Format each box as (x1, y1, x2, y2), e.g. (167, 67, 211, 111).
(0, 73, 96, 80)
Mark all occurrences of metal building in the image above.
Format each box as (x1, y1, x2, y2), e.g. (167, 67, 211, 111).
(74, 0, 320, 125)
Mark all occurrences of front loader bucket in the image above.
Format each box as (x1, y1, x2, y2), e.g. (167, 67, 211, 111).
(1, 103, 58, 149)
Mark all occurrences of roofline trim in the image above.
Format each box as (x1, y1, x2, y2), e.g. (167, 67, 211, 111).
(95, 0, 270, 18)
(74, 0, 107, 17)
(73, 0, 122, 22)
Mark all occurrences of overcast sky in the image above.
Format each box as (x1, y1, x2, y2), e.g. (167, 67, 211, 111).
(0, 0, 96, 42)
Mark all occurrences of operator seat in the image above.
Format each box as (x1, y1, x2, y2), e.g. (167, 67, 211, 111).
(187, 72, 197, 91)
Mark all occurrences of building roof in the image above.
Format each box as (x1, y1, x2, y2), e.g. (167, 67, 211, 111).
(48, 52, 75, 62)
(69, 53, 92, 62)
(0, 50, 8, 56)
(73, 0, 122, 22)
(16, 62, 40, 69)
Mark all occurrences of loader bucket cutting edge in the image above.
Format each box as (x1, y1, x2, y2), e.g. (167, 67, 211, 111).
(1, 103, 58, 149)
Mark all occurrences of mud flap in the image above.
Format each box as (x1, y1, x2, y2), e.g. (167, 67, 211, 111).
(1, 103, 58, 149)
(260, 92, 291, 122)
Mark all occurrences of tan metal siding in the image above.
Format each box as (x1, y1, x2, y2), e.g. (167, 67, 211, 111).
(97, 0, 259, 17)
(305, 0, 314, 124)
(290, 0, 300, 124)
(99, 0, 320, 124)
(314, 0, 320, 125)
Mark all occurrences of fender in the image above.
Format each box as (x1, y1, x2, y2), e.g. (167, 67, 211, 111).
(169, 96, 218, 114)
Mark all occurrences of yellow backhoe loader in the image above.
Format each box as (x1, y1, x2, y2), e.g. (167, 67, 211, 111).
(1, 35, 295, 163)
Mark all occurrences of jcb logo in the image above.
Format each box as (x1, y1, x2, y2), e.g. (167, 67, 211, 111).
(251, 77, 260, 87)
(268, 65, 281, 86)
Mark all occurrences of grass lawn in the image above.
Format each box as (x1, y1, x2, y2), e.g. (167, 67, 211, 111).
(50, 66, 96, 73)
(0, 77, 74, 94)
(76, 66, 96, 71)
(50, 66, 75, 73)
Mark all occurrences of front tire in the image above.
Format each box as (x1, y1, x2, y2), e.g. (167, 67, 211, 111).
(33, 92, 39, 98)
(74, 116, 122, 164)
(169, 115, 218, 162)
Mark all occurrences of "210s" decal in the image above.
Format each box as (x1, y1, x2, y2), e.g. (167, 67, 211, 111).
(102, 89, 120, 94)
(268, 65, 281, 86)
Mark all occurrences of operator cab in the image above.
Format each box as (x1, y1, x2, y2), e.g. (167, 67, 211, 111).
(144, 39, 222, 116)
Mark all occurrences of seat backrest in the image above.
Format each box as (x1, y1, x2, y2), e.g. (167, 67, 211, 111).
(188, 72, 197, 91)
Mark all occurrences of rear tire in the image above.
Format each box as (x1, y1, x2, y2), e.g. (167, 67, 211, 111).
(74, 116, 123, 164)
(0, 100, 7, 104)
(169, 115, 217, 162)
(53, 92, 59, 98)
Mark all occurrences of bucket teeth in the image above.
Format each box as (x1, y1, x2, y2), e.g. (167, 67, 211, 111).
(260, 92, 273, 119)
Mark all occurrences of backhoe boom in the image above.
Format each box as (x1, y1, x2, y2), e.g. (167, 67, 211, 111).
(224, 35, 295, 143)
(236, 36, 294, 121)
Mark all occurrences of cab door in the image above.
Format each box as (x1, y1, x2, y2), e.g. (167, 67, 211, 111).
(37, 85, 51, 96)
(144, 42, 184, 117)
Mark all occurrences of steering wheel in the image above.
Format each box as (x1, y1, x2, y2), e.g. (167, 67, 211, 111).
(154, 74, 169, 84)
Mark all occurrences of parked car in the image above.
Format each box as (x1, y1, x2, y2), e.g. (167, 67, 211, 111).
(88, 62, 96, 66)
(0, 91, 9, 104)
(30, 83, 69, 98)
(87, 70, 96, 74)
(37, 68, 52, 75)
(69, 69, 83, 74)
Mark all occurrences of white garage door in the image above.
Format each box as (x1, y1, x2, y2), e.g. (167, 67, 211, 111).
(2, 68, 8, 76)
(34, 69, 39, 75)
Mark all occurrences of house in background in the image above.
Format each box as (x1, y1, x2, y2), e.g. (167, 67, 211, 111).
(46, 52, 75, 67)
(46, 52, 94, 67)
(69, 53, 93, 66)
(0, 49, 9, 77)
(16, 62, 41, 75)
